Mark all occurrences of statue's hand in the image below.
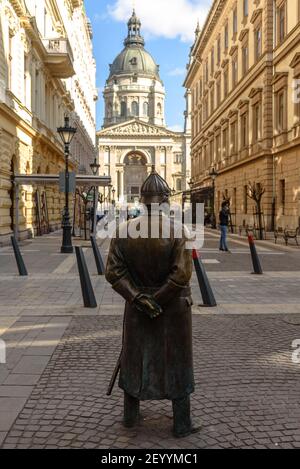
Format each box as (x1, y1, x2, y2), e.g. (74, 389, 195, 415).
(134, 294, 163, 319)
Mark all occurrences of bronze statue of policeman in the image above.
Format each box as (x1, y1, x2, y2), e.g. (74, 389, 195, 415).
(105, 168, 198, 438)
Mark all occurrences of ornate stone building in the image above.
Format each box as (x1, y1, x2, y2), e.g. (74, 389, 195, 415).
(185, 0, 300, 231)
(0, 0, 97, 244)
(97, 11, 191, 204)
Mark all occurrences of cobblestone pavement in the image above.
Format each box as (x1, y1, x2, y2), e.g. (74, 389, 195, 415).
(1, 230, 300, 449)
(1, 314, 300, 449)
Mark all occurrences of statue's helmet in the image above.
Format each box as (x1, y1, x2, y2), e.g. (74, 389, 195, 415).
(140, 166, 171, 205)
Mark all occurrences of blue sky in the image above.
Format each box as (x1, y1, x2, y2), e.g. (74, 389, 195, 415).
(84, 0, 211, 131)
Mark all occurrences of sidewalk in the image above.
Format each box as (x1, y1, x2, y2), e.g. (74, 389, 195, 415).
(0, 230, 300, 448)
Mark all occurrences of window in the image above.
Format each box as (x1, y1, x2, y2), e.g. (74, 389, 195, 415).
(205, 96, 209, 121)
(224, 68, 229, 98)
(216, 79, 221, 106)
(210, 86, 215, 113)
(34, 69, 39, 114)
(254, 27, 262, 61)
(131, 101, 139, 117)
(174, 153, 182, 164)
(121, 101, 127, 117)
(253, 103, 261, 142)
(107, 102, 113, 118)
(243, 0, 248, 19)
(44, 8, 47, 37)
(277, 91, 285, 131)
(277, 1, 286, 44)
(242, 42, 249, 74)
(217, 37, 221, 65)
(224, 23, 229, 51)
(241, 113, 248, 148)
(199, 106, 202, 130)
(24, 54, 29, 107)
(233, 7, 238, 35)
(296, 79, 300, 122)
(210, 140, 214, 164)
(222, 128, 228, 159)
(232, 55, 238, 87)
(230, 121, 238, 154)
(279, 179, 286, 214)
(216, 134, 221, 161)
(143, 102, 149, 116)
(244, 185, 248, 214)
(205, 59, 209, 83)
(8, 31, 13, 90)
(211, 47, 215, 75)
(157, 103, 162, 115)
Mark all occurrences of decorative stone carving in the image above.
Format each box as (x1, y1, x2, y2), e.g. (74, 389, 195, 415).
(99, 120, 177, 137)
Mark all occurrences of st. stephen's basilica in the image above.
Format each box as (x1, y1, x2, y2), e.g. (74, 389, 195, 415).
(97, 10, 191, 204)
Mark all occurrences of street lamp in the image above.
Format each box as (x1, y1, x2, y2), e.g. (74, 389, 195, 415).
(57, 115, 77, 253)
(90, 157, 100, 176)
(112, 187, 116, 205)
(89, 158, 100, 235)
(209, 167, 218, 229)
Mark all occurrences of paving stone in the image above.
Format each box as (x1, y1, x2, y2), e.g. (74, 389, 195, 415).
(1, 314, 300, 449)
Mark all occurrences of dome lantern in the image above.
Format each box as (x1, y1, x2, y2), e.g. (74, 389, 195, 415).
(124, 9, 145, 47)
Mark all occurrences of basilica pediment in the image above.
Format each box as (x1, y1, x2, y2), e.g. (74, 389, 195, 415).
(98, 120, 180, 138)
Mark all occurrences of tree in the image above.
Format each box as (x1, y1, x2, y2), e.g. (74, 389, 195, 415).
(247, 182, 266, 240)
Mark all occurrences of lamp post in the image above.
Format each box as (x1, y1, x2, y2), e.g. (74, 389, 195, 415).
(108, 183, 113, 204)
(90, 157, 100, 235)
(57, 115, 77, 253)
(112, 187, 116, 205)
(209, 167, 218, 229)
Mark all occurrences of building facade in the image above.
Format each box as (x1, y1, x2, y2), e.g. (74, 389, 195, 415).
(185, 0, 300, 231)
(0, 0, 97, 244)
(97, 11, 191, 205)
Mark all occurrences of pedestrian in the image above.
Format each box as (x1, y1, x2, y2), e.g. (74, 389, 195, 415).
(105, 167, 199, 438)
(219, 201, 230, 252)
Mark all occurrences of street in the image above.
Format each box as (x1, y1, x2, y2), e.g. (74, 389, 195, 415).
(0, 230, 300, 448)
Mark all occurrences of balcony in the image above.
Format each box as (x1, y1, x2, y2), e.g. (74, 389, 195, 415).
(42, 38, 75, 79)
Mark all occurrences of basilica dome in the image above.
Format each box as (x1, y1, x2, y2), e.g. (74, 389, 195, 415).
(109, 46, 160, 80)
(103, 10, 166, 128)
(109, 10, 161, 81)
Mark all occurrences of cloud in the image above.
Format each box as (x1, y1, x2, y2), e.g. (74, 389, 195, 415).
(168, 124, 183, 132)
(168, 67, 187, 76)
(108, 0, 211, 43)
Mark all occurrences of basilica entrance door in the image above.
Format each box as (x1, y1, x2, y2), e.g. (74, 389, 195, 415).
(124, 152, 148, 202)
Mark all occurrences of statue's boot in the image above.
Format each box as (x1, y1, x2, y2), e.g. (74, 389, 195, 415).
(172, 396, 201, 438)
(123, 392, 140, 428)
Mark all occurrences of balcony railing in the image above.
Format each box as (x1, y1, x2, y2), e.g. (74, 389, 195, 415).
(42, 38, 75, 79)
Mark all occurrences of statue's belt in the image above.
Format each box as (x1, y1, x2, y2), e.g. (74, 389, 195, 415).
(137, 286, 191, 298)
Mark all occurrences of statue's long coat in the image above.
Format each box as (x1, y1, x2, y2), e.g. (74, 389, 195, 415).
(105, 214, 194, 401)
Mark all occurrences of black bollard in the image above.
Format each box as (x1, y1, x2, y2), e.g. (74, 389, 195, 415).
(248, 234, 263, 275)
(192, 249, 217, 307)
(11, 236, 28, 276)
(75, 246, 97, 308)
(90, 236, 105, 275)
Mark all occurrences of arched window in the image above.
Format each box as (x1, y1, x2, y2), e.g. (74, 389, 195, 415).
(121, 101, 127, 117)
(143, 102, 149, 117)
(131, 101, 139, 117)
(157, 102, 162, 115)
